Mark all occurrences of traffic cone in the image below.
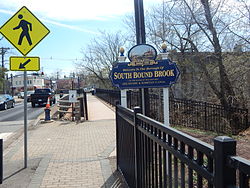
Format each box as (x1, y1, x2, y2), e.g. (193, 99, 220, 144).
(44, 97, 51, 121)
(46, 97, 50, 109)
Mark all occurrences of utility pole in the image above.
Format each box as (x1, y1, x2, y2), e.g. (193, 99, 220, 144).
(1, 47, 10, 94)
(11, 73, 13, 96)
(77, 76, 80, 89)
(56, 71, 59, 80)
(50, 79, 53, 89)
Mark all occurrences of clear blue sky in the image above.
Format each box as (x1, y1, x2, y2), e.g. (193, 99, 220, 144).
(0, 0, 161, 77)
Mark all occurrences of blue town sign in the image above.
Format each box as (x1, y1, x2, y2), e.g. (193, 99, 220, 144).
(109, 59, 180, 89)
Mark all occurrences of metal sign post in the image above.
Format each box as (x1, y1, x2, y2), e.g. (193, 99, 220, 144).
(69, 90, 77, 121)
(162, 51, 170, 127)
(0, 6, 50, 168)
(120, 90, 127, 108)
(161, 45, 170, 177)
(23, 70, 28, 168)
(163, 88, 170, 126)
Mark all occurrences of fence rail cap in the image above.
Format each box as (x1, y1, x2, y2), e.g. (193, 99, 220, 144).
(214, 136, 236, 142)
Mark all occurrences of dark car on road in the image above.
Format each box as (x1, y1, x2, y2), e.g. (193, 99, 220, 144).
(0, 94, 15, 110)
(30, 88, 56, 107)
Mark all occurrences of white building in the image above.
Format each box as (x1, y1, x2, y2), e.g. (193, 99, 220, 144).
(12, 73, 45, 92)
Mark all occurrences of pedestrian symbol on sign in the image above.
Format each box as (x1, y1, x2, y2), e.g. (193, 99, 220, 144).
(13, 14, 32, 46)
(0, 6, 50, 56)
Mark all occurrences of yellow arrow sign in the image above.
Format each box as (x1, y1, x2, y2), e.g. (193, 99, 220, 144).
(0, 6, 50, 56)
(10, 56, 40, 71)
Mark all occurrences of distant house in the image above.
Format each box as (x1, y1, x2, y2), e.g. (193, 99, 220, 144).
(12, 73, 45, 93)
(43, 79, 57, 90)
(56, 77, 79, 90)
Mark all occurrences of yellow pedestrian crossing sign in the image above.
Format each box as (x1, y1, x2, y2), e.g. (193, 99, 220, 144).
(10, 56, 40, 71)
(0, 6, 50, 56)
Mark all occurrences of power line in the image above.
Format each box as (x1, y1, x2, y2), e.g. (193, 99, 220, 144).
(40, 57, 83, 62)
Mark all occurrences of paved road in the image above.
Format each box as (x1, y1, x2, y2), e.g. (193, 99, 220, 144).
(0, 102, 44, 140)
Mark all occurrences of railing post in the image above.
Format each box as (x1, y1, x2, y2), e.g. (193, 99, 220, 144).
(115, 101, 120, 171)
(83, 92, 88, 120)
(79, 97, 84, 117)
(204, 102, 207, 130)
(214, 136, 236, 188)
(134, 106, 141, 188)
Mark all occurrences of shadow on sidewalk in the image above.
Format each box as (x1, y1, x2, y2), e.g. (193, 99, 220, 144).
(101, 170, 129, 188)
(100, 156, 128, 188)
(3, 167, 25, 181)
(2, 158, 41, 187)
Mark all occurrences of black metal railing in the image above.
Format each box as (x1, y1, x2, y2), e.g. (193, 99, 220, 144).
(95, 88, 120, 106)
(169, 98, 249, 134)
(96, 89, 249, 134)
(227, 156, 250, 188)
(116, 105, 250, 188)
(116, 105, 135, 186)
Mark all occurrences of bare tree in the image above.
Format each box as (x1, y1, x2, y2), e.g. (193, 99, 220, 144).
(223, 0, 250, 50)
(146, 0, 247, 106)
(77, 31, 128, 88)
(142, 0, 250, 133)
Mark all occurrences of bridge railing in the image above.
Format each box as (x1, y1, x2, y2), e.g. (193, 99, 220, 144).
(95, 88, 120, 106)
(96, 88, 249, 134)
(116, 104, 250, 188)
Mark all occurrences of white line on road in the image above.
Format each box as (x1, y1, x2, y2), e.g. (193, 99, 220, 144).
(0, 132, 13, 141)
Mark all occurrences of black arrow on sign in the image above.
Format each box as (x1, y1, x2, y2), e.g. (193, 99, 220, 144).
(19, 59, 31, 69)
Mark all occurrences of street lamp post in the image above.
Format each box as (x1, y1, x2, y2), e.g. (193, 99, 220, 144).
(134, 0, 150, 116)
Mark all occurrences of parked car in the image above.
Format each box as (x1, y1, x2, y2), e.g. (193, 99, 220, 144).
(0, 94, 15, 110)
(18, 92, 24, 99)
(27, 90, 35, 102)
(84, 88, 92, 93)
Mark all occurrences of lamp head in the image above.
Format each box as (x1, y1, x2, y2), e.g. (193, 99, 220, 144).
(119, 47, 125, 56)
(161, 43, 167, 53)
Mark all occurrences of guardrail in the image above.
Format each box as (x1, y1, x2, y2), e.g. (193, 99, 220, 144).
(116, 104, 250, 188)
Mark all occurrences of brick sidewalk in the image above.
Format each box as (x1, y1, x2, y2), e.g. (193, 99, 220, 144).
(1, 94, 126, 188)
